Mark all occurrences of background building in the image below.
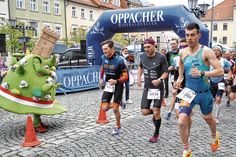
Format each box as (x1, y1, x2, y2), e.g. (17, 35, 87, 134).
(8, 0, 66, 39)
(202, 0, 236, 47)
(0, 0, 9, 27)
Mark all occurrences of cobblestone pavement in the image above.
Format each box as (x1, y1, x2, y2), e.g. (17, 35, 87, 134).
(0, 85, 236, 157)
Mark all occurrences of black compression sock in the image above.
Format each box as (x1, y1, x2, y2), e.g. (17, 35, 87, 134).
(153, 117, 161, 136)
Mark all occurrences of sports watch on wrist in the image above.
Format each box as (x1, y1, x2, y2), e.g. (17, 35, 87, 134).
(200, 71, 205, 77)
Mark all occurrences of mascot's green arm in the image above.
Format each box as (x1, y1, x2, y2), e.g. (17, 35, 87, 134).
(33, 58, 51, 75)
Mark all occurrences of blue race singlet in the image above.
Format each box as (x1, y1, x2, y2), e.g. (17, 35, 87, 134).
(183, 46, 210, 92)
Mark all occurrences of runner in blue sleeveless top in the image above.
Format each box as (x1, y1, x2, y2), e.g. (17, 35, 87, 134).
(176, 23, 224, 157)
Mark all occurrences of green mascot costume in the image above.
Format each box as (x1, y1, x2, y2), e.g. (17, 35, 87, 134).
(0, 28, 67, 133)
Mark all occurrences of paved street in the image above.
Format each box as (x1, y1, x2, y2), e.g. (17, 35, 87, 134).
(0, 85, 236, 157)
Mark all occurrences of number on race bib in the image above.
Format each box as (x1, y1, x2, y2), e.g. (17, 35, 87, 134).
(218, 82, 225, 90)
(104, 83, 115, 93)
(147, 89, 160, 100)
(177, 88, 197, 104)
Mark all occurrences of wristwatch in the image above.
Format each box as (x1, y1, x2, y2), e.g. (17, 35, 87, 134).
(200, 71, 205, 77)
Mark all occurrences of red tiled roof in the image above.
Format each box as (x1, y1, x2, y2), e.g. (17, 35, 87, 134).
(69, 0, 98, 7)
(201, 0, 236, 21)
(93, 0, 128, 9)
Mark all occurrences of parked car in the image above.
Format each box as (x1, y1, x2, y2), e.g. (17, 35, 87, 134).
(57, 48, 87, 67)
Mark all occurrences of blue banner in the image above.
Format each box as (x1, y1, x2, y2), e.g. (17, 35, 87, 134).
(86, 5, 209, 65)
(56, 65, 100, 93)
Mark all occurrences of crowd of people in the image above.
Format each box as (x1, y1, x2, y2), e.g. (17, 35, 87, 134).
(98, 22, 236, 156)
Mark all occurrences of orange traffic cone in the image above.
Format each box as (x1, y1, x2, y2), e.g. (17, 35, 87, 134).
(96, 104, 109, 124)
(22, 115, 41, 147)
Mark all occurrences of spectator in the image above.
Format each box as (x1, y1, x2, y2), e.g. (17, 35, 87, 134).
(121, 48, 133, 104)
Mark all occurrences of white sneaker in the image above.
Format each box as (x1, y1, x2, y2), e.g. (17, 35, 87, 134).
(112, 127, 122, 135)
(126, 99, 133, 104)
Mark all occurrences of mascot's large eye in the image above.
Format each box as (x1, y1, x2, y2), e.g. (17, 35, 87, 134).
(19, 80, 29, 88)
(44, 94, 52, 100)
(46, 77, 54, 84)
(1, 82, 9, 89)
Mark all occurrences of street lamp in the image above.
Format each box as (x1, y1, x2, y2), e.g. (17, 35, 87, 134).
(7, 19, 37, 53)
(209, 0, 215, 48)
(188, 0, 209, 19)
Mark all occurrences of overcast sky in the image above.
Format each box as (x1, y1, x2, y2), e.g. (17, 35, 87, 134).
(142, 0, 224, 8)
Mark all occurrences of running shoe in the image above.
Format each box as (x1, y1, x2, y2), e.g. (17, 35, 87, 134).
(112, 127, 122, 135)
(165, 112, 172, 120)
(215, 117, 220, 124)
(211, 131, 220, 152)
(35, 125, 47, 133)
(149, 134, 160, 143)
(40, 122, 49, 129)
(182, 149, 192, 157)
(126, 99, 133, 104)
(120, 101, 126, 109)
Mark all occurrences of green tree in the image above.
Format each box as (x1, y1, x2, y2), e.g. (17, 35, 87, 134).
(0, 24, 36, 54)
(112, 33, 129, 46)
(69, 27, 86, 47)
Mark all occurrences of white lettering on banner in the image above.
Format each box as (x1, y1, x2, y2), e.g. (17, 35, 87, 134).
(124, 13, 130, 23)
(111, 14, 118, 24)
(110, 10, 164, 26)
(63, 72, 99, 88)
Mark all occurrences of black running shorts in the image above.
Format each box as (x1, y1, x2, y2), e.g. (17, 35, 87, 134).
(141, 89, 164, 109)
(101, 83, 124, 104)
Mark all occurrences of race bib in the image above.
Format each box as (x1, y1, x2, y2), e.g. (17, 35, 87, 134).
(224, 74, 228, 80)
(218, 82, 225, 90)
(147, 89, 160, 100)
(177, 88, 197, 104)
(104, 83, 115, 93)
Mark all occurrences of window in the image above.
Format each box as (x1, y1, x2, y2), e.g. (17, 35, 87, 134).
(55, 25, 62, 36)
(101, 0, 109, 3)
(222, 37, 227, 44)
(30, 0, 37, 11)
(223, 23, 227, 31)
(72, 6, 76, 17)
(54, 0, 60, 15)
(113, 0, 120, 6)
(213, 23, 218, 31)
(33, 24, 39, 37)
(43, 0, 50, 13)
(81, 9, 85, 19)
(89, 10, 93, 20)
(213, 37, 217, 42)
(44, 23, 51, 29)
(16, 0, 25, 9)
(71, 25, 78, 32)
